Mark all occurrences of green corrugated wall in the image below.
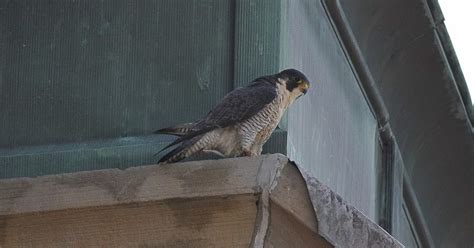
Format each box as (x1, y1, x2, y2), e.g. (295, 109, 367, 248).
(0, 0, 286, 178)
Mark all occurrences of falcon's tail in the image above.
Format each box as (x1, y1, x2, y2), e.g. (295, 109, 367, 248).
(156, 123, 218, 164)
(154, 123, 195, 137)
(158, 135, 208, 164)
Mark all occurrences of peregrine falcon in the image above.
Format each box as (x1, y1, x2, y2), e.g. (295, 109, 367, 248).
(155, 69, 310, 164)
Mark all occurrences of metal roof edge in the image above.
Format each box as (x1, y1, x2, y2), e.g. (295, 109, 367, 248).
(425, 0, 474, 126)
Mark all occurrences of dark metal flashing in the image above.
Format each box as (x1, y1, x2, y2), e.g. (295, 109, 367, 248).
(424, 0, 444, 25)
(321, 0, 395, 233)
(435, 23, 474, 126)
(321, 0, 389, 128)
(379, 138, 394, 233)
(425, 0, 474, 125)
(402, 175, 436, 248)
(321, 1, 473, 246)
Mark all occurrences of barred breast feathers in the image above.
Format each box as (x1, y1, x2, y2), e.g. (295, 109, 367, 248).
(238, 85, 287, 154)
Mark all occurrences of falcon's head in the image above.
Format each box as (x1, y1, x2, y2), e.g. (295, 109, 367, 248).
(278, 69, 311, 97)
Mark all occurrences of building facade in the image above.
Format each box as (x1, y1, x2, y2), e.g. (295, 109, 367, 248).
(1, 0, 472, 247)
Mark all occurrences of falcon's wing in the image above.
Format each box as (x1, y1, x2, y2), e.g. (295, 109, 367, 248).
(202, 80, 277, 128)
(158, 79, 277, 152)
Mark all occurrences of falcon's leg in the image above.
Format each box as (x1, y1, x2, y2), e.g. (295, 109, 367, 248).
(248, 130, 267, 156)
(251, 145, 263, 156)
(240, 133, 259, 157)
(241, 142, 263, 157)
(247, 137, 264, 156)
(238, 123, 267, 157)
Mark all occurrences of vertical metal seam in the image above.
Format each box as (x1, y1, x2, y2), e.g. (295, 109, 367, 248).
(230, 0, 237, 92)
(403, 175, 436, 248)
(321, 0, 395, 233)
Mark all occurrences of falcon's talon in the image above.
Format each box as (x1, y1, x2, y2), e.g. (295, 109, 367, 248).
(242, 150, 252, 157)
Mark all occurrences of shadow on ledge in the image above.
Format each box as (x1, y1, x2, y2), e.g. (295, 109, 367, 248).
(0, 154, 403, 247)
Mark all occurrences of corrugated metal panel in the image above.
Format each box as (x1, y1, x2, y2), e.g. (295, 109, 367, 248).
(0, 0, 287, 178)
(233, 0, 281, 87)
(0, 0, 234, 148)
(0, 136, 168, 178)
(0, 130, 285, 179)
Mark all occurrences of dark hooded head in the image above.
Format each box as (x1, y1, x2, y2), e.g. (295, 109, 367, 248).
(278, 68, 311, 95)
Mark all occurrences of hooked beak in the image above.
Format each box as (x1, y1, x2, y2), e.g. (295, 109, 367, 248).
(300, 81, 310, 94)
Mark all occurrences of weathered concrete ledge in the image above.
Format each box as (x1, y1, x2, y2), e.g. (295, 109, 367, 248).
(0, 154, 402, 247)
(298, 166, 403, 248)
